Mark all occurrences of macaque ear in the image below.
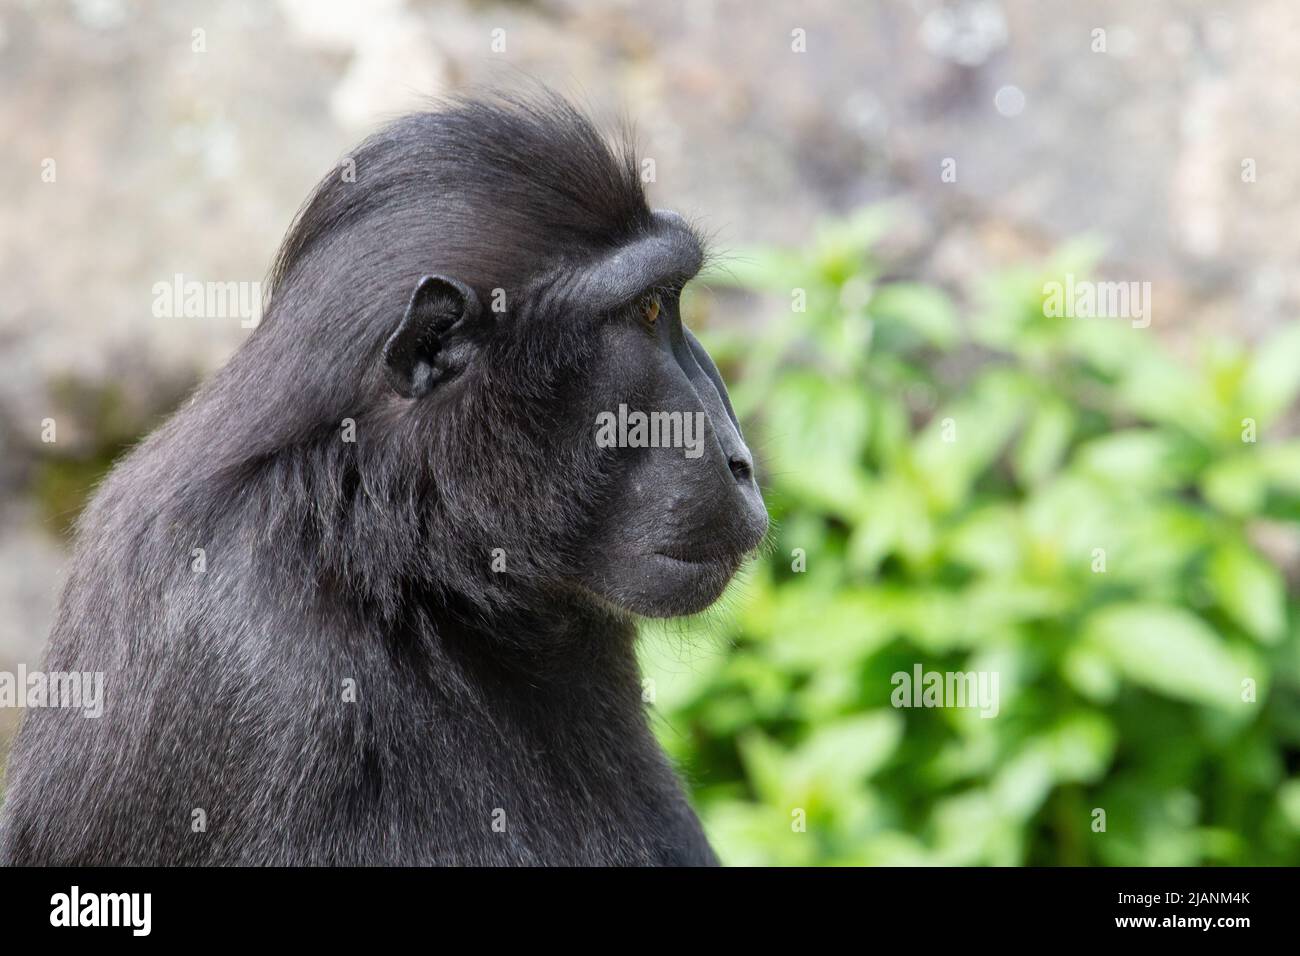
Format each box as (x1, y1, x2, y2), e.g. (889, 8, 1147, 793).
(383, 275, 483, 399)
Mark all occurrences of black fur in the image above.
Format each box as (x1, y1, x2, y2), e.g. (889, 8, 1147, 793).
(0, 91, 767, 865)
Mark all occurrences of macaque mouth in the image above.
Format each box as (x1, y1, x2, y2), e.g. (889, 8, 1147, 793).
(652, 546, 746, 567)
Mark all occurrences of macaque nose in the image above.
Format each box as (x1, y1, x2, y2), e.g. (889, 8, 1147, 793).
(728, 451, 754, 483)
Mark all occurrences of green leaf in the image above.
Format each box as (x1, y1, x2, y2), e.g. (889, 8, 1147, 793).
(766, 586, 892, 669)
(946, 504, 1023, 575)
(1240, 323, 1300, 427)
(868, 282, 959, 349)
(1082, 604, 1258, 710)
(765, 372, 872, 515)
(737, 730, 792, 806)
(1201, 453, 1270, 516)
(1201, 440, 1300, 516)
(1207, 543, 1287, 644)
(1014, 398, 1075, 487)
(1279, 780, 1300, 833)
(1063, 646, 1120, 702)
(846, 475, 935, 571)
(702, 800, 819, 867)
(1073, 429, 1196, 490)
(1115, 351, 1223, 442)
(739, 712, 902, 813)
(912, 371, 1025, 511)
(791, 711, 903, 789)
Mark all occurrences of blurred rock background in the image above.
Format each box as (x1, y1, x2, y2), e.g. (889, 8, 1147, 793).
(0, 0, 1295, 754)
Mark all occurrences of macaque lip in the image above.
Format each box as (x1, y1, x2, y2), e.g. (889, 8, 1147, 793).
(652, 548, 741, 569)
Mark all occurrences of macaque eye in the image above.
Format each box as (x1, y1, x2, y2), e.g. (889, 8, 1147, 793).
(641, 294, 661, 327)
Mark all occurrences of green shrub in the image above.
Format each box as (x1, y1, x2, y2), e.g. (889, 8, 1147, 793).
(641, 208, 1300, 866)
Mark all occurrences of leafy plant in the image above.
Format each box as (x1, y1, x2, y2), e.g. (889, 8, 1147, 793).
(641, 209, 1300, 866)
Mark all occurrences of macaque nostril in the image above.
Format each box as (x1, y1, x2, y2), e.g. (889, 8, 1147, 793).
(728, 453, 753, 482)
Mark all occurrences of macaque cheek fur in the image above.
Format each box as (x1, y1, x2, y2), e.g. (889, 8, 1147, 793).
(0, 90, 768, 866)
